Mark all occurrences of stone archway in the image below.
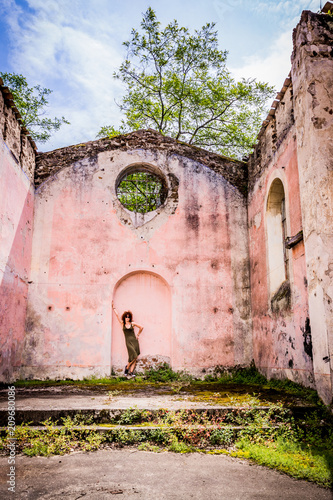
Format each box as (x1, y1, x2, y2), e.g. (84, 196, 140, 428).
(111, 271, 172, 373)
(266, 178, 288, 297)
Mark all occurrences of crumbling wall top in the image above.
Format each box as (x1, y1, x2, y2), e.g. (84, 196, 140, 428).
(292, 9, 333, 62)
(36, 129, 248, 196)
(247, 9, 333, 193)
(0, 77, 37, 182)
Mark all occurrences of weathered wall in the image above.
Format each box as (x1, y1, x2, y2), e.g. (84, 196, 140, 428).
(291, 11, 333, 403)
(0, 83, 35, 381)
(248, 9, 333, 404)
(248, 100, 313, 389)
(1, 11, 332, 405)
(20, 131, 252, 379)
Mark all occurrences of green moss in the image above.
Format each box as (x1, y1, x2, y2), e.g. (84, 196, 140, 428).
(2, 363, 322, 407)
(233, 439, 333, 488)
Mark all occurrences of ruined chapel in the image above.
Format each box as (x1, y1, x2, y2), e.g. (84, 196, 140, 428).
(0, 9, 332, 404)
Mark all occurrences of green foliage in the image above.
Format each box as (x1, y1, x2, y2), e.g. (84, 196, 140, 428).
(143, 363, 189, 382)
(204, 363, 322, 405)
(0, 72, 69, 143)
(138, 442, 162, 452)
(209, 428, 234, 446)
(100, 7, 275, 158)
(117, 171, 166, 214)
(234, 439, 333, 488)
(117, 407, 146, 425)
(4, 363, 322, 408)
(2, 403, 332, 487)
(96, 125, 121, 139)
(168, 436, 195, 453)
(232, 405, 333, 488)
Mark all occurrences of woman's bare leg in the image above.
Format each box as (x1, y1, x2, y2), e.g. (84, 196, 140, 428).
(128, 359, 137, 374)
(126, 359, 135, 371)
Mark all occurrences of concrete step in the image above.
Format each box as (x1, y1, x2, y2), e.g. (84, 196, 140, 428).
(0, 405, 317, 426)
(1, 424, 271, 432)
(0, 423, 281, 444)
(0, 424, 283, 433)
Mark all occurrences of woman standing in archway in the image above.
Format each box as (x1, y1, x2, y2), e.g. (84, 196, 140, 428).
(112, 301, 143, 377)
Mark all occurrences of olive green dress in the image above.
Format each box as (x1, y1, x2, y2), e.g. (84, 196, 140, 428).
(123, 323, 140, 362)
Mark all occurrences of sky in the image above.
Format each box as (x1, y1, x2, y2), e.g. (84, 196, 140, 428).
(0, 0, 321, 152)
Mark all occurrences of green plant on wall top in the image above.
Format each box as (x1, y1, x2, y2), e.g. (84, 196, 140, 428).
(0, 72, 69, 144)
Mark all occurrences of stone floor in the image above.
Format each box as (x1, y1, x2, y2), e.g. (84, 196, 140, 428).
(1, 448, 332, 500)
(0, 384, 331, 499)
(0, 385, 214, 411)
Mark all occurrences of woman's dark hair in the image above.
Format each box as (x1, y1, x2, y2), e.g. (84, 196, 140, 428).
(121, 310, 133, 324)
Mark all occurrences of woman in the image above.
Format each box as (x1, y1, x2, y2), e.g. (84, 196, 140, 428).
(112, 301, 143, 378)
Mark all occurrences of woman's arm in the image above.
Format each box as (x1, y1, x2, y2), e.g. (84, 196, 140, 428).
(132, 322, 143, 339)
(112, 301, 123, 325)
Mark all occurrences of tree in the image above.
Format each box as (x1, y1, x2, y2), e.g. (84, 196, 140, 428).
(117, 170, 167, 214)
(98, 7, 275, 158)
(0, 72, 69, 143)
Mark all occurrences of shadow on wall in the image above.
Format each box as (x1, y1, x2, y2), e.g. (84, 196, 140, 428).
(111, 271, 172, 373)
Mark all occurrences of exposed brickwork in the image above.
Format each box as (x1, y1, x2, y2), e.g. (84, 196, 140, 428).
(0, 79, 37, 182)
(247, 82, 295, 193)
(248, 10, 332, 195)
(291, 9, 333, 404)
(35, 129, 248, 195)
(0, 92, 5, 139)
(292, 10, 333, 60)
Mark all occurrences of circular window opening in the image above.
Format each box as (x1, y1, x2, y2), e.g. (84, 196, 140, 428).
(116, 169, 168, 214)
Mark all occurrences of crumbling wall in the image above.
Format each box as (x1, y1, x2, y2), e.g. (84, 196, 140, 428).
(22, 134, 252, 379)
(0, 80, 36, 182)
(248, 116, 312, 390)
(248, 77, 294, 192)
(291, 10, 333, 404)
(35, 129, 248, 195)
(248, 9, 333, 404)
(0, 82, 36, 382)
(247, 70, 312, 388)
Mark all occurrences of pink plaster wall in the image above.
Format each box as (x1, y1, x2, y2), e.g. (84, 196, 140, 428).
(0, 139, 34, 381)
(112, 271, 171, 369)
(248, 133, 313, 387)
(23, 148, 252, 379)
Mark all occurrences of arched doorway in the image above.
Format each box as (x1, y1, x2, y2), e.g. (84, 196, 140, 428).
(111, 271, 172, 373)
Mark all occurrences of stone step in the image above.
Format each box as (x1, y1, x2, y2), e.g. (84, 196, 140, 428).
(0, 405, 317, 426)
(1, 424, 267, 431)
(0, 423, 281, 442)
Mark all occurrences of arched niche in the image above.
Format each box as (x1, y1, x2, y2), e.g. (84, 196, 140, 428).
(266, 178, 289, 297)
(111, 271, 172, 372)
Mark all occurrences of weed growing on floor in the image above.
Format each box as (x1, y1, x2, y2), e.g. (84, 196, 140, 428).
(142, 364, 191, 383)
(1, 403, 332, 487)
(5, 362, 321, 406)
(202, 363, 322, 405)
(1, 363, 331, 487)
(232, 438, 333, 487)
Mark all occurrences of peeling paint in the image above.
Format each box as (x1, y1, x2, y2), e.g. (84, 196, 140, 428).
(0, 10, 332, 406)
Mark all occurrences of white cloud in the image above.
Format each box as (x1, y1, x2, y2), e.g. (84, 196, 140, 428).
(229, 29, 293, 91)
(2, 0, 126, 150)
(251, 0, 318, 17)
(1, 0, 321, 151)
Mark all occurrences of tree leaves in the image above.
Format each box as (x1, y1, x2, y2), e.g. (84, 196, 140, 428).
(0, 72, 69, 144)
(99, 7, 275, 159)
(117, 171, 166, 214)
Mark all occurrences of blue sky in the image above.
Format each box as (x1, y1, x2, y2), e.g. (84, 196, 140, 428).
(0, 0, 320, 152)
